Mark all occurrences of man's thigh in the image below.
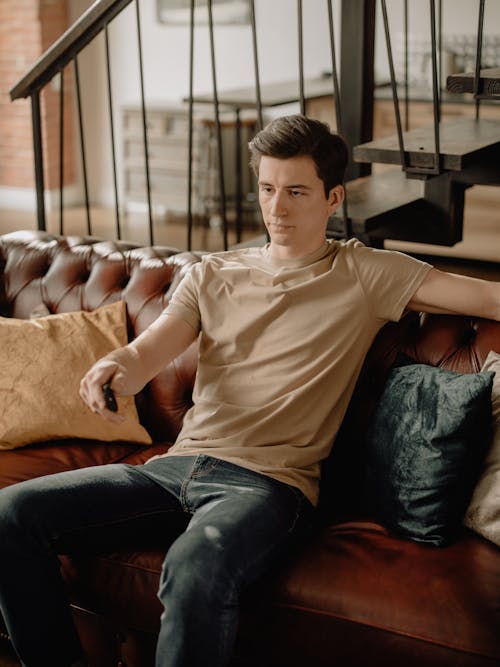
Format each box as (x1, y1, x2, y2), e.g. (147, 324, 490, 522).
(169, 457, 313, 587)
(0, 463, 186, 554)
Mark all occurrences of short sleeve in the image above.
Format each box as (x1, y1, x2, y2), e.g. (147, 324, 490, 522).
(162, 262, 202, 333)
(347, 241, 433, 322)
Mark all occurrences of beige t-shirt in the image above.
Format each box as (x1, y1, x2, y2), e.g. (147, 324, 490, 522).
(158, 239, 432, 505)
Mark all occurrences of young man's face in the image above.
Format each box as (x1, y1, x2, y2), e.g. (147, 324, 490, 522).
(258, 155, 343, 259)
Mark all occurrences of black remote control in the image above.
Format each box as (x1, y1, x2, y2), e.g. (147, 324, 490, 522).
(102, 382, 118, 412)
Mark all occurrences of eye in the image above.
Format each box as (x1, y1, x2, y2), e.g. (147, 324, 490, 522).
(259, 185, 273, 195)
(290, 189, 304, 197)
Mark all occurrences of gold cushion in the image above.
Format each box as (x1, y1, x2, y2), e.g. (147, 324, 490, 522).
(0, 301, 152, 450)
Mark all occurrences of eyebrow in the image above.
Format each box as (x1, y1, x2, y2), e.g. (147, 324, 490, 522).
(258, 181, 312, 190)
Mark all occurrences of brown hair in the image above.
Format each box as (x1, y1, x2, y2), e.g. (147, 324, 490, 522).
(248, 114, 348, 197)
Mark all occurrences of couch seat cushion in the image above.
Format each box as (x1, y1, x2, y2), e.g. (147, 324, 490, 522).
(60, 519, 500, 662)
(0, 441, 169, 489)
(269, 521, 500, 661)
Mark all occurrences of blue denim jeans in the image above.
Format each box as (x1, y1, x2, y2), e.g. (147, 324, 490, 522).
(0, 455, 313, 667)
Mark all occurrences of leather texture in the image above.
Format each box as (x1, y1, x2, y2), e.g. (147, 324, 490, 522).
(0, 230, 499, 667)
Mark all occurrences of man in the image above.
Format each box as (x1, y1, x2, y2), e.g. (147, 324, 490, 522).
(0, 115, 499, 667)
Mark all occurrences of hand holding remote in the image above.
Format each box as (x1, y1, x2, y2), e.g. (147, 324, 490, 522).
(80, 352, 135, 423)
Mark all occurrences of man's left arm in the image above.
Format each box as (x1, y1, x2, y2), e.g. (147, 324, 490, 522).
(407, 268, 500, 321)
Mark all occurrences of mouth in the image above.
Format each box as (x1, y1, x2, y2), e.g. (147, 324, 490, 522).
(269, 222, 293, 232)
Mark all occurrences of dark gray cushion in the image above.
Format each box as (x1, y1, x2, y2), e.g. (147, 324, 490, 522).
(365, 362, 494, 546)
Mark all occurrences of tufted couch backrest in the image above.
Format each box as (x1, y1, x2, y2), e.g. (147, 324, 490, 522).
(0, 230, 202, 442)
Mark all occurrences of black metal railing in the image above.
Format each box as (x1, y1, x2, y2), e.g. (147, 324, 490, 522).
(381, 0, 491, 178)
(10, 0, 135, 241)
(9, 0, 374, 249)
(10, 0, 134, 239)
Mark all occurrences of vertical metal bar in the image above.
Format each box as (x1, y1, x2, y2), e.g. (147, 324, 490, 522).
(327, 0, 351, 239)
(235, 108, 242, 244)
(339, 0, 375, 182)
(435, 0, 442, 121)
(187, 0, 195, 251)
(437, 0, 442, 99)
(473, 0, 485, 119)
(250, 0, 265, 240)
(73, 55, 91, 235)
(207, 0, 228, 251)
(404, 0, 409, 130)
(249, 0, 263, 129)
(104, 24, 121, 240)
(58, 69, 64, 235)
(429, 0, 441, 172)
(297, 0, 305, 115)
(135, 0, 154, 245)
(31, 91, 46, 231)
(326, 0, 342, 133)
(380, 0, 407, 171)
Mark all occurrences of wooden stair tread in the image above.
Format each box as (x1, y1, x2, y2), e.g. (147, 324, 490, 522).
(353, 118, 500, 171)
(331, 169, 422, 225)
(447, 67, 500, 95)
(328, 169, 465, 246)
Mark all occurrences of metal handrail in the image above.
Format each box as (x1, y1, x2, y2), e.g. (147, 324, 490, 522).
(8, 0, 155, 241)
(10, 0, 132, 102)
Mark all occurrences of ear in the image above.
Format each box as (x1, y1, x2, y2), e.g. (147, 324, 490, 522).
(327, 184, 345, 213)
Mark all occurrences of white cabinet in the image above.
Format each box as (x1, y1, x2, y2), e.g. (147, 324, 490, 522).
(122, 104, 257, 224)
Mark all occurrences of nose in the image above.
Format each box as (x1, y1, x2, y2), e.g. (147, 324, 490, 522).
(270, 191, 287, 217)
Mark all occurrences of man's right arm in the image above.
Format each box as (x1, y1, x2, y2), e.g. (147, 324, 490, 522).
(79, 314, 197, 423)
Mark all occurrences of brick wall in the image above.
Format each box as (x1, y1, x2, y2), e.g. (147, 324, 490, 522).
(0, 0, 75, 195)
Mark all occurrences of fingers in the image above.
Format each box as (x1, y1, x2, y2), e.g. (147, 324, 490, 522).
(79, 359, 125, 423)
(97, 406, 125, 425)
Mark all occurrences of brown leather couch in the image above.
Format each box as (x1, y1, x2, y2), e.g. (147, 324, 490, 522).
(0, 229, 499, 667)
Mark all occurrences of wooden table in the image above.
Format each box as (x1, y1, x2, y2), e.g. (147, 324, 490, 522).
(187, 76, 336, 109)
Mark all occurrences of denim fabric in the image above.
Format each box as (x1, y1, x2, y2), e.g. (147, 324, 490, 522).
(0, 455, 313, 667)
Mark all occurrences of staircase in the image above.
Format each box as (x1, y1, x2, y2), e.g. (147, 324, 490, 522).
(330, 91, 500, 248)
(328, 0, 500, 252)
(328, 168, 466, 247)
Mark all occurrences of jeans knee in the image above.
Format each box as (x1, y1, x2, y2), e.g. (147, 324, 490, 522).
(159, 531, 237, 609)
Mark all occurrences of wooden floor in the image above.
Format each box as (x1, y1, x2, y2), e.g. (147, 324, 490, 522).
(384, 183, 500, 268)
(0, 181, 499, 281)
(0, 207, 262, 255)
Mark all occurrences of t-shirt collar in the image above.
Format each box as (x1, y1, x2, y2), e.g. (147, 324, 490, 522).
(262, 240, 332, 269)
